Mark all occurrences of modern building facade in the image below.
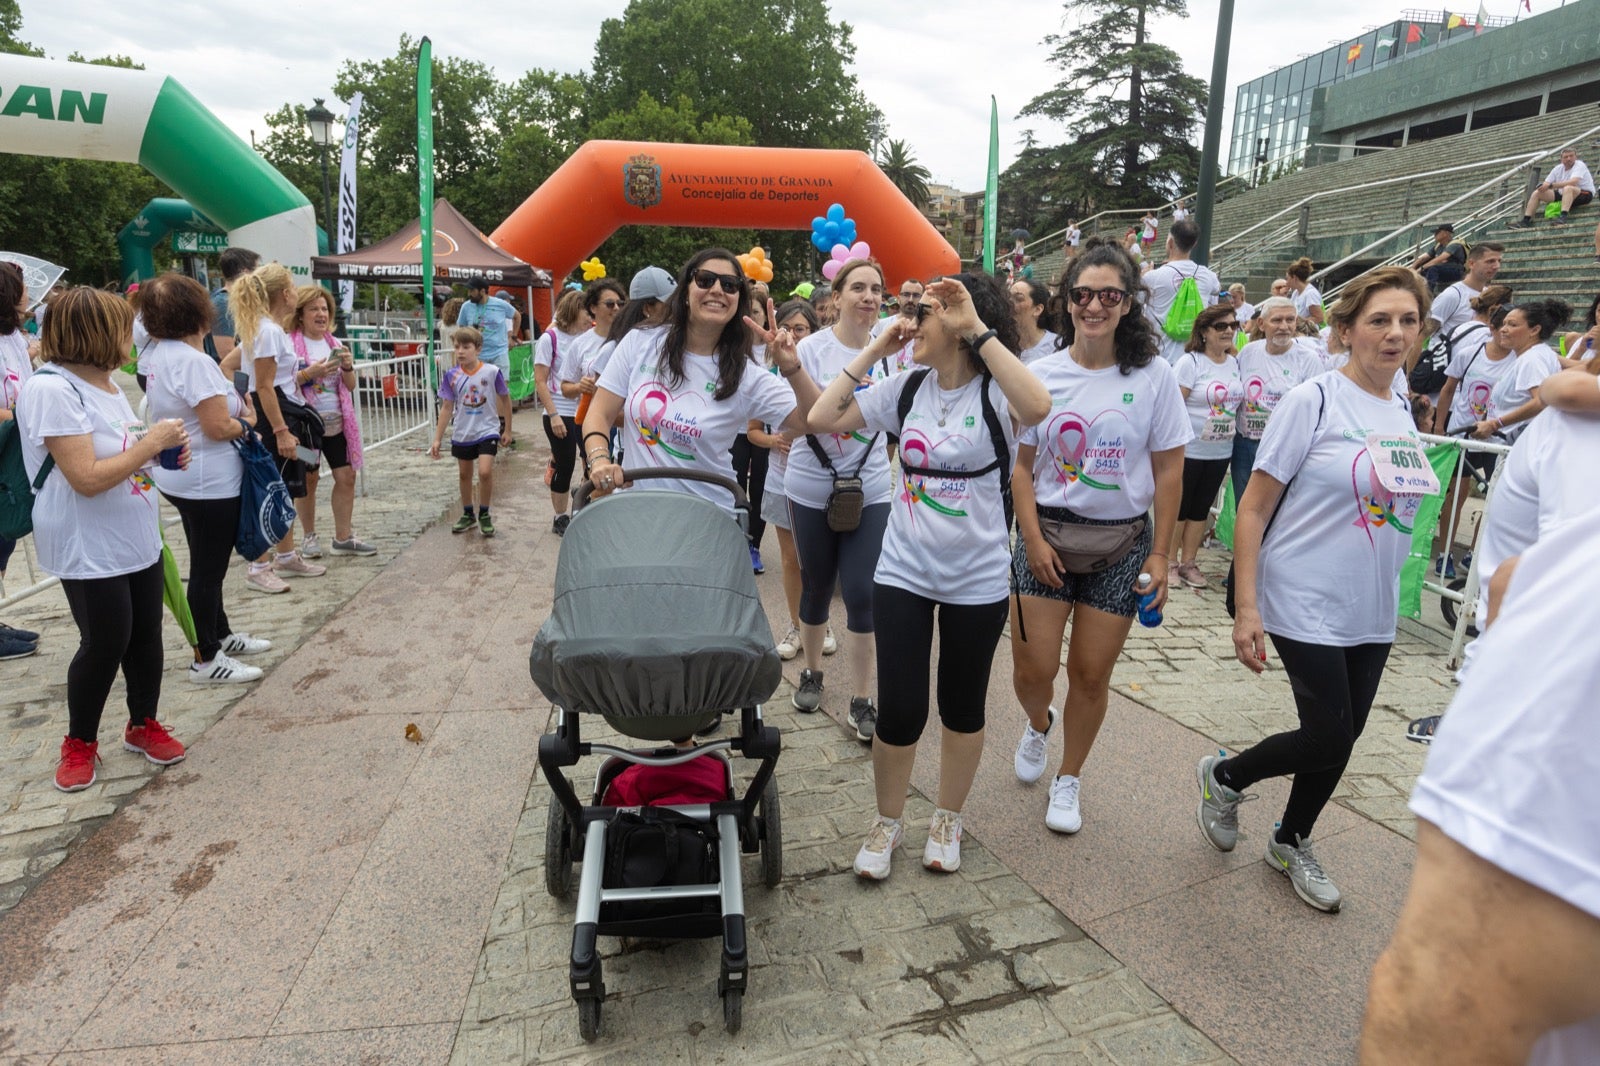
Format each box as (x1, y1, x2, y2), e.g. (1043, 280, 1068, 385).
(1228, 0, 1600, 178)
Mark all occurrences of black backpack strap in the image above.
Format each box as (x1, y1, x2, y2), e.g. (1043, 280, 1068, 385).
(896, 367, 932, 432)
(977, 372, 1011, 531)
(803, 433, 836, 472)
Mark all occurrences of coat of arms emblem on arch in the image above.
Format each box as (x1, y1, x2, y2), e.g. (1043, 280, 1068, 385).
(622, 154, 663, 210)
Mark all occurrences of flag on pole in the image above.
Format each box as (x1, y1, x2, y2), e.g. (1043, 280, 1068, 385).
(983, 96, 999, 276)
(1405, 23, 1427, 45)
(417, 37, 437, 389)
(1377, 36, 1397, 50)
(1346, 42, 1364, 63)
(336, 92, 362, 315)
(1476, 0, 1489, 30)
(1523, 0, 1531, 11)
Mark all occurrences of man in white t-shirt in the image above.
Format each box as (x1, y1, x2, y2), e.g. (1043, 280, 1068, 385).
(1142, 220, 1220, 364)
(1425, 240, 1503, 339)
(1063, 221, 1081, 257)
(1362, 510, 1600, 1064)
(1514, 148, 1595, 227)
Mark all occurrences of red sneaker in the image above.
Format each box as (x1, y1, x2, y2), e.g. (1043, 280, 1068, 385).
(124, 719, 186, 766)
(55, 736, 100, 792)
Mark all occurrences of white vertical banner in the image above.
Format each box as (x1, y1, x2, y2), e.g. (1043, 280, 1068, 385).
(337, 92, 363, 313)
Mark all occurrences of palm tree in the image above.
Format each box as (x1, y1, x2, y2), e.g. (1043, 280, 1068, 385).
(877, 139, 932, 212)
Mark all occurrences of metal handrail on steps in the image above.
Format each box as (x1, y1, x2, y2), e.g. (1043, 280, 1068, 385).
(1018, 176, 1247, 259)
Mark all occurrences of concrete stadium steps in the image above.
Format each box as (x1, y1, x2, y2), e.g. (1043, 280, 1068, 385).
(1485, 223, 1600, 325)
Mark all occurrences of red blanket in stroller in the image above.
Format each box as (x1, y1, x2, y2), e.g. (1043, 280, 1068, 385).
(603, 755, 728, 808)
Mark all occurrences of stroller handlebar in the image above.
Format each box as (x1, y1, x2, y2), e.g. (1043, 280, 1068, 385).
(573, 466, 751, 515)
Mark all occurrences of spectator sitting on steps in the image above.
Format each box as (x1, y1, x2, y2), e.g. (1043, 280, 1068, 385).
(1512, 147, 1594, 228)
(1409, 223, 1469, 294)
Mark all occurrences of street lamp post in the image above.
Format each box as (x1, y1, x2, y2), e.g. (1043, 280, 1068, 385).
(305, 97, 340, 325)
(1193, 0, 1236, 266)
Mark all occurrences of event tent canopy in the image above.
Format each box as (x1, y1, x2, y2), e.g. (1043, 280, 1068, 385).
(310, 198, 550, 288)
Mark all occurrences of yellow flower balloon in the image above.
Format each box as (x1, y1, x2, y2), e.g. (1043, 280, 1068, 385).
(580, 257, 606, 281)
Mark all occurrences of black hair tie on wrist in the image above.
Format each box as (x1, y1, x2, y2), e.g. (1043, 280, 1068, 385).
(583, 430, 611, 447)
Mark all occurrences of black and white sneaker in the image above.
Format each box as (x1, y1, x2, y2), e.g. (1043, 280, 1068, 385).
(220, 633, 272, 657)
(791, 669, 823, 713)
(188, 652, 263, 685)
(847, 697, 877, 743)
(553, 514, 571, 537)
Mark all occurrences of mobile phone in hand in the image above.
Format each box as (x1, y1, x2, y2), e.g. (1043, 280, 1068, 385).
(233, 371, 249, 396)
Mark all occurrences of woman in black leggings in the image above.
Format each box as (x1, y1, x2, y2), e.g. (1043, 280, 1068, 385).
(16, 288, 190, 792)
(535, 289, 593, 535)
(139, 273, 271, 684)
(1196, 266, 1432, 913)
(808, 273, 1051, 880)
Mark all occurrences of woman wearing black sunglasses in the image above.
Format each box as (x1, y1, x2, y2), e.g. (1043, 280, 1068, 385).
(583, 249, 819, 513)
(1008, 238, 1191, 836)
(1171, 304, 1244, 589)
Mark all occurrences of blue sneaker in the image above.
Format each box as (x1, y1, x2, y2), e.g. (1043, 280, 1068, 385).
(1434, 554, 1456, 579)
(0, 622, 39, 644)
(750, 545, 765, 575)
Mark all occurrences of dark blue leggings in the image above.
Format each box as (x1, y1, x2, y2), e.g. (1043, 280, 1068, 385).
(787, 499, 888, 632)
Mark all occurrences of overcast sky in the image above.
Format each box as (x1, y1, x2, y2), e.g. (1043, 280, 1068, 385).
(19, 0, 1485, 192)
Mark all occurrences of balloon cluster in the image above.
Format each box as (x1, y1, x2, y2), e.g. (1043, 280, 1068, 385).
(580, 257, 606, 281)
(738, 247, 774, 283)
(821, 241, 872, 282)
(810, 203, 857, 252)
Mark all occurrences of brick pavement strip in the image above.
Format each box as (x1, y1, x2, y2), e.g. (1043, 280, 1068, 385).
(454, 692, 1234, 1065)
(0, 439, 458, 919)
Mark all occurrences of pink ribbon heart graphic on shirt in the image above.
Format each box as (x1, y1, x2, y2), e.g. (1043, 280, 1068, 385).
(1466, 381, 1492, 419)
(897, 431, 968, 519)
(1206, 380, 1231, 416)
(1352, 452, 1412, 538)
(1051, 414, 1120, 491)
(635, 385, 670, 448)
(1243, 375, 1266, 413)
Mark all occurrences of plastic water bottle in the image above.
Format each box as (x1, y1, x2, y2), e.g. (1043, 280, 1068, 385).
(1136, 573, 1163, 628)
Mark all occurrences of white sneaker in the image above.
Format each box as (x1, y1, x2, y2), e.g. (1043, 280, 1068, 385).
(853, 816, 903, 880)
(220, 633, 272, 657)
(246, 566, 289, 595)
(1014, 707, 1057, 784)
(299, 532, 323, 559)
(189, 652, 263, 684)
(822, 625, 838, 656)
(1046, 775, 1082, 834)
(776, 625, 801, 661)
(922, 808, 963, 872)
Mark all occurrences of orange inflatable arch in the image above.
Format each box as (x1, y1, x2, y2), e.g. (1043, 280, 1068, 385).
(491, 140, 959, 318)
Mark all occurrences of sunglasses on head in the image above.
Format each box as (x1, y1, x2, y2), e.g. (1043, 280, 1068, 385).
(1067, 286, 1129, 308)
(691, 269, 742, 295)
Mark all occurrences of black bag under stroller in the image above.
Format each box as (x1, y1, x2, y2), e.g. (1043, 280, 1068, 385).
(530, 468, 783, 1041)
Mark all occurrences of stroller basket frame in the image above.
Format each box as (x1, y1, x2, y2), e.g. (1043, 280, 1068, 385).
(539, 705, 781, 1040)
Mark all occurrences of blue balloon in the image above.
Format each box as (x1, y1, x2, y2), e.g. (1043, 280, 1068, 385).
(826, 203, 846, 223)
(811, 216, 827, 233)
(812, 232, 831, 251)
(823, 221, 840, 240)
(840, 222, 857, 243)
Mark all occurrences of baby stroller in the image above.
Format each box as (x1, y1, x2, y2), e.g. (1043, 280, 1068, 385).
(530, 469, 784, 1041)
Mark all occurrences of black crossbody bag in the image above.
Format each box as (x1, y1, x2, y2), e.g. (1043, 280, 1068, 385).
(804, 429, 880, 532)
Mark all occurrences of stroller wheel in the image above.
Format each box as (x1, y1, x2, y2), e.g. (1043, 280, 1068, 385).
(758, 777, 783, 889)
(578, 996, 602, 1042)
(723, 988, 743, 1035)
(1439, 577, 1478, 638)
(544, 793, 574, 899)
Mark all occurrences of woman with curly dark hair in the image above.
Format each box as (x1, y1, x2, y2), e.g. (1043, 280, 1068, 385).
(808, 272, 1051, 880)
(1009, 238, 1191, 835)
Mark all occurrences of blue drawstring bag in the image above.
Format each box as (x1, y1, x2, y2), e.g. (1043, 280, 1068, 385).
(234, 420, 296, 561)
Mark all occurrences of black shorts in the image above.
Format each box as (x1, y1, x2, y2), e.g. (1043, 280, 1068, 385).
(451, 440, 499, 461)
(1573, 191, 1594, 208)
(1178, 457, 1231, 522)
(321, 431, 351, 470)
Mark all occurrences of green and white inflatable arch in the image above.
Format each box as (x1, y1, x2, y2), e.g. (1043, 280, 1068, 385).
(0, 54, 317, 280)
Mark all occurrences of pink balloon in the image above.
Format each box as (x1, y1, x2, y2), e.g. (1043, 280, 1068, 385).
(830, 244, 852, 263)
(849, 241, 870, 260)
(821, 259, 843, 281)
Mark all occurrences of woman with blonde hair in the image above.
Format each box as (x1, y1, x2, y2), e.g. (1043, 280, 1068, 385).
(1197, 266, 1430, 912)
(16, 287, 190, 790)
(231, 262, 325, 593)
(287, 285, 372, 559)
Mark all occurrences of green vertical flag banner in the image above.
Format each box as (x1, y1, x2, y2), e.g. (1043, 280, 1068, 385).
(417, 36, 437, 390)
(1398, 444, 1460, 619)
(983, 96, 999, 275)
(1214, 478, 1237, 549)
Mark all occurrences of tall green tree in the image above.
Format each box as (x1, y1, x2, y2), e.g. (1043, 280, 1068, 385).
(587, 0, 873, 152)
(1018, 0, 1207, 215)
(876, 139, 932, 211)
(1, 0, 41, 55)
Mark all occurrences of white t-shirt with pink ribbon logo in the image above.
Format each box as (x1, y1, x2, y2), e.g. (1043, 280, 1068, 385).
(597, 328, 796, 512)
(1020, 352, 1192, 520)
(784, 328, 893, 510)
(856, 370, 1016, 605)
(1235, 340, 1326, 441)
(1253, 371, 1418, 645)
(1442, 332, 1514, 434)
(1174, 351, 1243, 461)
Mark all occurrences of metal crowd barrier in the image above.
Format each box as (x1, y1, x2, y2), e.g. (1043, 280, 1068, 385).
(1416, 432, 1514, 671)
(347, 342, 437, 496)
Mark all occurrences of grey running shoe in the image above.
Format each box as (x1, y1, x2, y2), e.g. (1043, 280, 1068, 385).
(848, 697, 877, 743)
(1266, 832, 1342, 913)
(791, 668, 823, 713)
(330, 536, 378, 556)
(298, 532, 323, 558)
(1196, 752, 1254, 852)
